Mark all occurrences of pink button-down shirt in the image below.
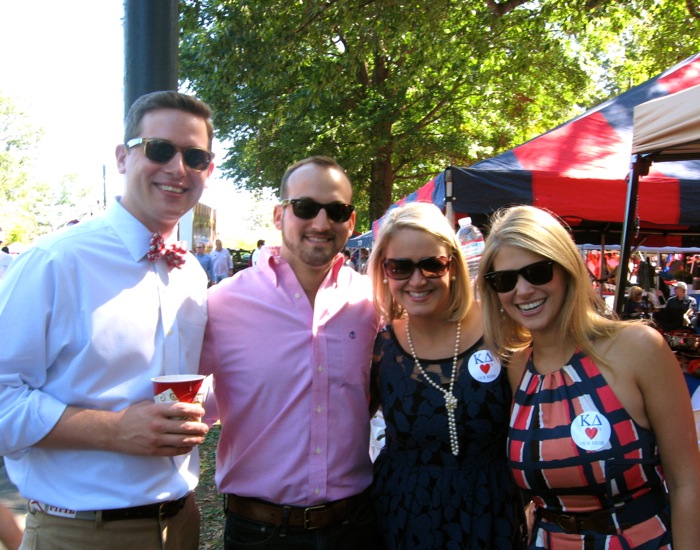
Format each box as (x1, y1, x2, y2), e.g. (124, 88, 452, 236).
(200, 247, 380, 506)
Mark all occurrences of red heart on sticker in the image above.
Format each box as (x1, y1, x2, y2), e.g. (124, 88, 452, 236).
(480, 364, 491, 374)
(585, 427, 598, 439)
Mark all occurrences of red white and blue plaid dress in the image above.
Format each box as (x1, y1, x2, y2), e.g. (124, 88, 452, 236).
(509, 349, 672, 549)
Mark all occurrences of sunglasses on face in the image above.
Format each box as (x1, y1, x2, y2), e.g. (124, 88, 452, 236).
(126, 138, 214, 171)
(279, 198, 355, 223)
(483, 260, 555, 293)
(383, 256, 452, 280)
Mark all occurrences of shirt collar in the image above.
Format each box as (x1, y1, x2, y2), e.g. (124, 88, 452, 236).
(106, 198, 161, 263)
(258, 246, 343, 287)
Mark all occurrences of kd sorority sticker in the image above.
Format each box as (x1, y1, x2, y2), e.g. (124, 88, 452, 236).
(468, 350, 501, 383)
(570, 411, 612, 450)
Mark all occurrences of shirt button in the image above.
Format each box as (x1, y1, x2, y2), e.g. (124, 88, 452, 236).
(316, 406, 322, 414)
(314, 488, 320, 495)
(315, 446, 322, 454)
(294, 292, 301, 299)
(317, 365, 324, 373)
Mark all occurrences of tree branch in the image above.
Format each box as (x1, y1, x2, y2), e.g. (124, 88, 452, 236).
(484, 0, 531, 16)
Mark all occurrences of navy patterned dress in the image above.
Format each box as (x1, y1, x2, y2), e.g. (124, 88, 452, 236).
(371, 326, 523, 549)
(509, 349, 671, 549)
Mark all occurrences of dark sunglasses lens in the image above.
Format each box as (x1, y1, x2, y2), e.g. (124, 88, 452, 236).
(523, 261, 554, 285)
(383, 257, 449, 280)
(420, 257, 450, 277)
(290, 200, 353, 222)
(485, 261, 554, 293)
(291, 199, 322, 219)
(487, 272, 517, 293)
(383, 259, 414, 280)
(144, 140, 176, 163)
(183, 148, 212, 171)
(325, 203, 354, 222)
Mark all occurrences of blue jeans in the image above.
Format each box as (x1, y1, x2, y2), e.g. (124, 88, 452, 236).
(223, 497, 382, 550)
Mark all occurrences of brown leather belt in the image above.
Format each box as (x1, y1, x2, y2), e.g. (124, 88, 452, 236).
(536, 488, 668, 535)
(537, 507, 619, 534)
(225, 491, 367, 530)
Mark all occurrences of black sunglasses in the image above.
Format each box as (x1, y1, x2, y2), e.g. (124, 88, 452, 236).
(383, 256, 452, 280)
(483, 260, 555, 293)
(280, 198, 355, 223)
(126, 138, 214, 171)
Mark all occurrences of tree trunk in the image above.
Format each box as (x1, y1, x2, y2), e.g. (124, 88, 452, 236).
(369, 154, 394, 224)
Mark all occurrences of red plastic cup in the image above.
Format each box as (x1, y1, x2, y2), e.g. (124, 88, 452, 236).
(151, 374, 206, 404)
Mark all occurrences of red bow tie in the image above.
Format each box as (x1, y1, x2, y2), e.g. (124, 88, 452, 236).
(147, 232, 188, 269)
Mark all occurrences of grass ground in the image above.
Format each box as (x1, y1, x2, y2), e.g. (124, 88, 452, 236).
(196, 423, 225, 549)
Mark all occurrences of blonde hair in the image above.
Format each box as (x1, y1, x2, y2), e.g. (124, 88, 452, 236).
(628, 285, 643, 301)
(477, 205, 624, 364)
(367, 202, 473, 323)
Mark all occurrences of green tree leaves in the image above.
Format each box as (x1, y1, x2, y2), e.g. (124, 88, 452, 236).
(180, 0, 700, 227)
(0, 94, 95, 244)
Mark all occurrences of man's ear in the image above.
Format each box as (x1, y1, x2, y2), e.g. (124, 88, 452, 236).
(115, 144, 128, 175)
(273, 204, 283, 230)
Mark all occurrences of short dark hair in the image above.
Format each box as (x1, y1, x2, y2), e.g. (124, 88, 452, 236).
(279, 156, 349, 199)
(257, 239, 265, 247)
(124, 91, 214, 148)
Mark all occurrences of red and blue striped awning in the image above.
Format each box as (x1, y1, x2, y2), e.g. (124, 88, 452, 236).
(382, 53, 700, 246)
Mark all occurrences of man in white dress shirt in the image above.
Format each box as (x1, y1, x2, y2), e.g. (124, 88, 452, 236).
(0, 91, 214, 550)
(0, 227, 12, 281)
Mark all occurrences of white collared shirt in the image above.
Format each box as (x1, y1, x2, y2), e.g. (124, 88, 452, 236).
(0, 200, 208, 510)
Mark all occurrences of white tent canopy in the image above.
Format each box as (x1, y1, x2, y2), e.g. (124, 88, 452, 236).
(617, 81, 700, 312)
(632, 83, 700, 158)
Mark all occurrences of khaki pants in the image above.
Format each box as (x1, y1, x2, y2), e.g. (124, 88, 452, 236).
(19, 494, 199, 550)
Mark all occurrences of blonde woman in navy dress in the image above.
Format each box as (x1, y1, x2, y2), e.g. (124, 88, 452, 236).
(478, 205, 700, 549)
(367, 202, 524, 549)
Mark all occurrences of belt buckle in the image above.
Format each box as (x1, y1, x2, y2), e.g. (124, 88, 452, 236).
(555, 513, 579, 533)
(303, 504, 327, 530)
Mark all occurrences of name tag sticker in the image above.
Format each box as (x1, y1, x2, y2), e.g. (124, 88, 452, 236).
(570, 411, 612, 450)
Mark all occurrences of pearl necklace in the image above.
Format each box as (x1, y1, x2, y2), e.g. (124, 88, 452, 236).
(405, 317, 461, 456)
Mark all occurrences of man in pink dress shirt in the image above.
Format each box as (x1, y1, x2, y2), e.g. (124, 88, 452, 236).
(200, 156, 382, 549)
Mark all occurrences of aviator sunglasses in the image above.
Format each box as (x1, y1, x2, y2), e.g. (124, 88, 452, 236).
(383, 256, 452, 280)
(280, 198, 355, 223)
(483, 260, 555, 293)
(126, 138, 214, 171)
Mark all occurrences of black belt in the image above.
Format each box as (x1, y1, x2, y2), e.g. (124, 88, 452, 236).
(536, 487, 668, 535)
(29, 493, 190, 522)
(102, 494, 190, 521)
(225, 491, 367, 530)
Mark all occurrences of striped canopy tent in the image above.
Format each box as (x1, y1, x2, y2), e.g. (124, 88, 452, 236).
(379, 53, 700, 248)
(372, 170, 447, 235)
